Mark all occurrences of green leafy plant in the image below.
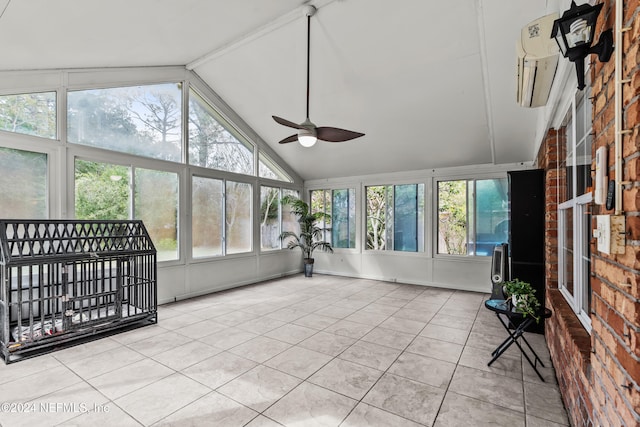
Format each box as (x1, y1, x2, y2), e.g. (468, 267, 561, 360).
(503, 278, 541, 323)
(279, 195, 333, 261)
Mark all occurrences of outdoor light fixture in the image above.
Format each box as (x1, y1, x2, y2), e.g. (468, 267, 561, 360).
(551, 1, 614, 90)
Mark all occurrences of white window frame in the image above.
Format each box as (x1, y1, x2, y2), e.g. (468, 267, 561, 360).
(557, 73, 593, 333)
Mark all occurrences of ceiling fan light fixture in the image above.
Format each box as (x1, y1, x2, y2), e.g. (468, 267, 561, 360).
(298, 127, 317, 147)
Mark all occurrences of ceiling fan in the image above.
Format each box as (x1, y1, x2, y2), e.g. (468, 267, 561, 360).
(273, 4, 364, 148)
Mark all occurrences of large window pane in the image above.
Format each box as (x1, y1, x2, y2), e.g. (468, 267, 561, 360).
(394, 184, 419, 252)
(135, 169, 178, 261)
(192, 177, 223, 258)
(366, 186, 388, 250)
(438, 180, 467, 255)
(226, 181, 252, 254)
(0, 92, 56, 139)
(282, 189, 300, 247)
(260, 186, 280, 251)
(475, 179, 509, 256)
(0, 147, 47, 218)
(311, 189, 332, 244)
(68, 83, 182, 162)
(332, 189, 356, 249)
(562, 207, 574, 297)
(189, 89, 253, 175)
(259, 152, 291, 182)
(75, 160, 130, 220)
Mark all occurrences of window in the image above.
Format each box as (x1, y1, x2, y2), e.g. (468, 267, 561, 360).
(437, 178, 508, 256)
(226, 181, 252, 254)
(68, 83, 182, 162)
(366, 184, 424, 252)
(74, 159, 179, 261)
(260, 187, 299, 250)
(0, 147, 47, 218)
(188, 88, 253, 175)
(0, 91, 56, 139)
(260, 186, 280, 251)
(558, 84, 593, 331)
(259, 152, 291, 182)
(311, 189, 356, 249)
(192, 176, 223, 258)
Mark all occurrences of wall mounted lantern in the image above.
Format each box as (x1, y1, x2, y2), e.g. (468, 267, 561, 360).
(550, 1, 614, 90)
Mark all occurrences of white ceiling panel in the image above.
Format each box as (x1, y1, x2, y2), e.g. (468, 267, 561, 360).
(0, 0, 553, 180)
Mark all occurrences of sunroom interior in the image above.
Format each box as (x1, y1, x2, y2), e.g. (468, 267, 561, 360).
(0, 0, 637, 426)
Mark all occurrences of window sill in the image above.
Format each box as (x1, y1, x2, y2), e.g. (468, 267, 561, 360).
(546, 289, 592, 375)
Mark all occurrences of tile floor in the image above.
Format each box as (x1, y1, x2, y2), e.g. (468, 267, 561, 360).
(0, 275, 570, 427)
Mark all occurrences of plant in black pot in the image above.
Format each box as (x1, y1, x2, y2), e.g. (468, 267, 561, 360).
(503, 278, 541, 323)
(279, 195, 333, 277)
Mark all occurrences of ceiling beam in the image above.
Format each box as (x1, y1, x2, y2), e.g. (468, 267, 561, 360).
(475, 0, 497, 164)
(187, 0, 336, 71)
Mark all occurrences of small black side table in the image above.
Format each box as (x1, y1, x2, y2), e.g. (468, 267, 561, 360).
(484, 299, 552, 382)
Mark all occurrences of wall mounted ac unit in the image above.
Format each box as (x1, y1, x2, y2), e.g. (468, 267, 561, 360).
(516, 13, 559, 108)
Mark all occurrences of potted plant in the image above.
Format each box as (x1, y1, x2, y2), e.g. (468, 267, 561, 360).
(279, 195, 333, 277)
(503, 278, 541, 323)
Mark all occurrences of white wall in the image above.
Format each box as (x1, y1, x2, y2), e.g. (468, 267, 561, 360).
(305, 162, 533, 294)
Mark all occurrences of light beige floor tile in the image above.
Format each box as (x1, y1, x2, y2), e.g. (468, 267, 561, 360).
(338, 340, 402, 371)
(458, 345, 522, 380)
(171, 319, 229, 339)
(360, 327, 415, 350)
(378, 316, 426, 335)
(524, 381, 570, 425)
(292, 313, 339, 330)
(115, 373, 211, 425)
(264, 382, 357, 427)
(244, 415, 284, 427)
(419, 323, 470, 345)
(151, 340, 222, 371)
(264, 308, 308, 322)
(434, 391, 525, 427)
(0, 354, 62, 385)
(235, 316, 288, 335)
(309, 358, 383, 400)
(198, 326, 258, 350)
(264, 323, 318, 344)
(429, 313, 474, 331)
(526, 414, 570, 426)
(363, 373, 445, 426)
(0, 365, 82, 404)
(126, 330, 192, 357)
(448, 365, 524, 412)
(265, 346, 332, 379)
(388, 351, 455, 388)
(228, 336, 291, 363)
(218, 365, 301, 412)
(157, 313, 203, 330)
(110, 324, 166, 345)
(314, 305, 358, 319)
(323, 320, 375, 339)
(298, 331, 356, 356)
(374, 296, 410, 308)
(153, 391, 258, 426)
(344, 310, 389, 326)
(360, 302, 401, 316)
(66, 345, 144, 379)
(59, 403, 143, 427)
(406, 336, 464, 363)
(393, 307, 437, 323)
(50, 337, 122, 365)
(181, 351, 257, 389)
(213, 310, 260, 326)
(0, 381, 108, 427)
(341, 402, 424, 427)
(87, 358, 175, 400)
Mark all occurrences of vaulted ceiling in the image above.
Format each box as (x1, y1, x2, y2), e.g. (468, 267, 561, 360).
(0, 0, 556, 180)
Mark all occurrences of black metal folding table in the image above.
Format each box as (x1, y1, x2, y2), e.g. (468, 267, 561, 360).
(484, 299, 552, 381)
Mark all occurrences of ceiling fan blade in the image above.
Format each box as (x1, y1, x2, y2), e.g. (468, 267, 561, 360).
(273, 116, 303, 130)
(277, 134, 299, 144)
(316, 127, 365, 142)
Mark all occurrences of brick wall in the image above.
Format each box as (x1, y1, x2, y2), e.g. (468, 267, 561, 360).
(536, 1, 640, 426)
